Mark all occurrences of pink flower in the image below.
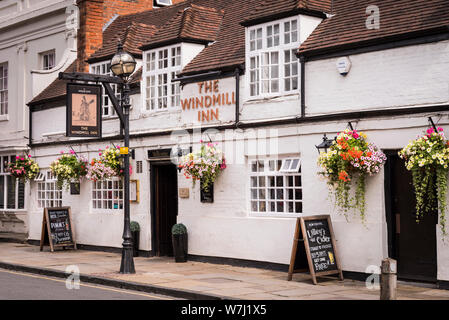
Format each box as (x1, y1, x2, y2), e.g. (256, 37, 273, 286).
(427, 128, 434, 134)
(60, 151, 64, 154)
(16, 156, 19, 159)
(28, 155, 31, 158)
(438, 127, 444, 132)
(70, 150, 75, 154)
(20, 157, 24, 161)
(99, 153, 102, 156)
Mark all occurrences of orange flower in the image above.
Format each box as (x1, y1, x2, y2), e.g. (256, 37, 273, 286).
(338, 170, 350, 182)
(366, 151, 372, 157)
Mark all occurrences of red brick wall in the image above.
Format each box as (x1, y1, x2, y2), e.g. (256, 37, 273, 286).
(76, 0, 185, 72)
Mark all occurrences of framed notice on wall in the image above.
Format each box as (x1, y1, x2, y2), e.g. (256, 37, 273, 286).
(66, 83, 102, 137)
(130, 180, 140, 203)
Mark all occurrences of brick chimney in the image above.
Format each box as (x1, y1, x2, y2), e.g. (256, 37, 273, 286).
(76, 0, 158, 72)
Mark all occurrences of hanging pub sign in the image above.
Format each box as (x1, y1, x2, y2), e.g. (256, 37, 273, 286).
(40, 207, 77, 252)
(287, 215, 343, 285)
(66, 83, 102, 137)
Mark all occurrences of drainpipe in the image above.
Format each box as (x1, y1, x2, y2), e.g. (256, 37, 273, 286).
(300, 55, 306, 118)
(234, 67, 241, 128)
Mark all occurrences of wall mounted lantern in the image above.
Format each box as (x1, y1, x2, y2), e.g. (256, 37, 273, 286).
(315, 134, 335, 154)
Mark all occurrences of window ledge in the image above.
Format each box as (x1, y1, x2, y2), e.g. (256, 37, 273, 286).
(249, 212, 302, 218)
(244, 93, 300, 105)
(0, 114, 9, 122)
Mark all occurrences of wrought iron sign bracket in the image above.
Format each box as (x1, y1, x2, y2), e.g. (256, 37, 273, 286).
(428, 117, 438, 132)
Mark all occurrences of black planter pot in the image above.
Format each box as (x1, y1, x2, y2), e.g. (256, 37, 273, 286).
(172, 233, 188, 262)
(131, 231, 140, 257)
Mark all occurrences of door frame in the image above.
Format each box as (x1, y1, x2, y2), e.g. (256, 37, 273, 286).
(384, 149, 398, 259)
(149, 160, 178, 256)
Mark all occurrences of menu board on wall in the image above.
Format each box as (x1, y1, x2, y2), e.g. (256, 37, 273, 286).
(287, 215, 343, 284)
(40, 207, 77, 252)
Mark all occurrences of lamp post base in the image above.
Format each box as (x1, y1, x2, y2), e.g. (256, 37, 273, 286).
(119, 246, 135, 274)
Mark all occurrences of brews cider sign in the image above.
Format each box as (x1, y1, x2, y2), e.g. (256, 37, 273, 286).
(66, 83, 102, 137)
(288, 215, 343, 285)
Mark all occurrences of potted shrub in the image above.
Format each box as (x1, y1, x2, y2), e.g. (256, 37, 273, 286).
(171, 223, 188, 263)
(130, 221, 140, 257)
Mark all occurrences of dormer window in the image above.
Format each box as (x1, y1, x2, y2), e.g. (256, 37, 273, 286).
(246, 16, 300, 99)
(143, 44, 181, 112)
(154, 0, 172, 7)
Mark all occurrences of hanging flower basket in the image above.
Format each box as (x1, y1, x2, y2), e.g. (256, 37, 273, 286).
(317, 129, 386, 222)
(178, 141, 226, 193)
(87, 146, 124, 181)
(399, 127, 449, 235)
(7, 155, 40, 182)
(50, 150, 88, 189)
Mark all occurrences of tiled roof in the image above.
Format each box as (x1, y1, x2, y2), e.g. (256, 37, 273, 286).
(28, 61, 77, 106)
(140, 4, 224, 50)
(31, 0, 449, 105)
(241, 0, 332, 26)
(298, 0, 449, 56)
(88, 1, 193, 62)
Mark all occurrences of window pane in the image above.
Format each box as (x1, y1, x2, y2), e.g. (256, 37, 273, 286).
(0, 176, 4, 209)
(6, 176, 15, 209)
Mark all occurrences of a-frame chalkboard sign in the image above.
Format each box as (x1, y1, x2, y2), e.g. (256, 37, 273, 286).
(287, 215, 343, 284)
(40, 207, 77, 252)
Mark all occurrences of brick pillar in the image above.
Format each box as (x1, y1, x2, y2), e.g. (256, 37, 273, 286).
(77, 0, 104, 72)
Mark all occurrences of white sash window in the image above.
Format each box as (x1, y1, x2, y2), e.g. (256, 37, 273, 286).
(246, 16, 300, 99)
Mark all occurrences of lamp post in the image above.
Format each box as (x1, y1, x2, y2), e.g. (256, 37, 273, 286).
(110, 42, 137, 274)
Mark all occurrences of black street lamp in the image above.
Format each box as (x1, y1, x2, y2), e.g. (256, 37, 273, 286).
(315, 133, 335, 154)
(110, 42, 136, 274)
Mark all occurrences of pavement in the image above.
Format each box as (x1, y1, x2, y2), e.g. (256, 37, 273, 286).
(1, 241, 449, 300)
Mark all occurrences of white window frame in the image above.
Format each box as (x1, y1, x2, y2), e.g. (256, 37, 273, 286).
(0, 62, 8, 116)
(248, 157, 302, 217)
(36, 171, 62, 208)
(246, 16, 301, 100)
(0, 155, 26, 211)
(90, 61, 121, 119)
(40, 50, 56, 70)
(154, 0, 172, 6)
(92, 178, 124, 211)
(142, 44, 181, 113)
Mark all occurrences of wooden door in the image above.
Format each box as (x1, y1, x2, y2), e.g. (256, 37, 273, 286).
(152, 163, 178, 256)
(386, 153, 437, 282)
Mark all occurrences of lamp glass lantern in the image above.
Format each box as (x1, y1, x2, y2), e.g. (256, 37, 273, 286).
(110, 43, 137, 79)
(315, 134, 334, 154)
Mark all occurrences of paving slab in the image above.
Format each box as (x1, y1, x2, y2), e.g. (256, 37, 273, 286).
(0, 242, 448, 300)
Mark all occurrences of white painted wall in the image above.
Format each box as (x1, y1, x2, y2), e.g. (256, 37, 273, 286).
(306, 40, 449, 114)
(0, 0, 76, 234)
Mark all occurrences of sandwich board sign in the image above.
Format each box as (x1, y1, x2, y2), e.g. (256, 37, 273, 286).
(40, 207, 77, 252)
(287, 215, 343, 284)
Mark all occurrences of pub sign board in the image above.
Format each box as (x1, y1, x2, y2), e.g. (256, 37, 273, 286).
(66, 83, 102, 137)
(40, 207, 77, 252)
(287, 215, 343, 284)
